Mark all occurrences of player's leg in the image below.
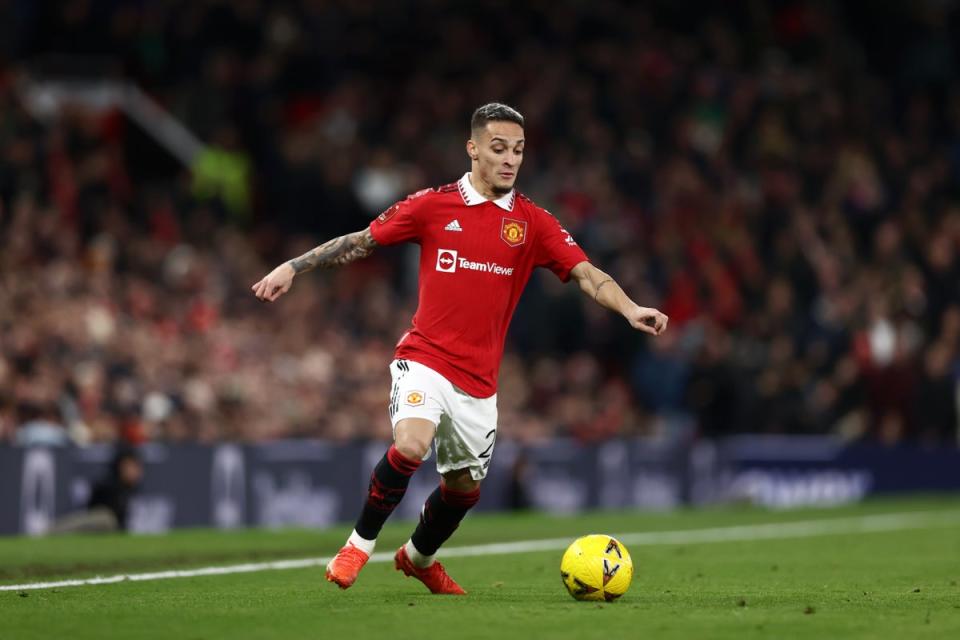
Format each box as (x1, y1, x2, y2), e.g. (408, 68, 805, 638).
(326, 360, 440, 589)
(405, 468, 481, 564)
(394, 388, 496, 595)
(354, 417, 434, 544)
(326, 417, 434, 589)
(394, 468, 479, 596)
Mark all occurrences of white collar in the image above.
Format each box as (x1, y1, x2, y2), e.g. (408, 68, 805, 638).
(457, 173, 516, 211)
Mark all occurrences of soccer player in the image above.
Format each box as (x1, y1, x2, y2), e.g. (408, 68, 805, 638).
(252, 103, 668, 595)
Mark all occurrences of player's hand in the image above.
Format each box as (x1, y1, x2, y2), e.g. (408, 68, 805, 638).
(625, 305, 668, 336)
(251, 263, 295, 302)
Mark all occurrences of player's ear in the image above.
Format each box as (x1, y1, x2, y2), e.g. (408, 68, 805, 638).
(466, 139, 478, 162)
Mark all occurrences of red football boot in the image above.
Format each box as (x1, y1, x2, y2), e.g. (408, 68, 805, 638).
(325, 543, 370, 589)
(394, 546, 466, 595)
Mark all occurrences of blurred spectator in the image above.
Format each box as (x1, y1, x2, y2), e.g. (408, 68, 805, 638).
(13, 402, 69, 447)
(88, 445, 144, 530)
(51, 444, 144, 533)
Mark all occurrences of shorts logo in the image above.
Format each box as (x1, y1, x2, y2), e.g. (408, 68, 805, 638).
(501, 218, 527, 247)
(436, 249, 458, 272)
(405, 391, 425, 406)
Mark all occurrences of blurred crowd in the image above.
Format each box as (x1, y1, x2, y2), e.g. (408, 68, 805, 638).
(1, 0, 958, 447)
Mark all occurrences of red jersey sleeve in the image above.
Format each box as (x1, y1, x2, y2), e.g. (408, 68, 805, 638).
(534, 209, 589, 282)
(369, 190, 429, 246)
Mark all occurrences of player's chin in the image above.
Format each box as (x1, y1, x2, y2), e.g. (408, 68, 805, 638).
(495, 174, 517, 191)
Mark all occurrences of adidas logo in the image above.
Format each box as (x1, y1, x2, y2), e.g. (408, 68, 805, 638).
(444, 219, 463, 232)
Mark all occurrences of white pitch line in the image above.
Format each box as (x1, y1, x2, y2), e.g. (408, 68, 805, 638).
(2, 509, 958, 592)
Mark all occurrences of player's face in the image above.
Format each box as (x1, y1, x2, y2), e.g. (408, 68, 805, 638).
(470, 122, 524, 195)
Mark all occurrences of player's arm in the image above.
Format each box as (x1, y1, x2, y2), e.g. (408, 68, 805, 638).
(251, 228, 378, 302)
(569, 261, 668, 336)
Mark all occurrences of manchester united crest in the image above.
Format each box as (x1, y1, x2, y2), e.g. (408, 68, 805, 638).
(500, 218, 527, 247)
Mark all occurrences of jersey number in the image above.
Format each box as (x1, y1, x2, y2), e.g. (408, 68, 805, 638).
(478, 429, 496, 459)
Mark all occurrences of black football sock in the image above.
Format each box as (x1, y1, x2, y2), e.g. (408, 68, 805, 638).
(354, 445, 421, 541)
(409, 482, 481, 557)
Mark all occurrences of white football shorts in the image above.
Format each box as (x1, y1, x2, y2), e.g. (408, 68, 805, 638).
(388, 359, 498, 481)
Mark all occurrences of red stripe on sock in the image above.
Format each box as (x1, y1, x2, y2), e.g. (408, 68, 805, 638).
(386, 445, 421, 476)
(439, 483, 481, 509)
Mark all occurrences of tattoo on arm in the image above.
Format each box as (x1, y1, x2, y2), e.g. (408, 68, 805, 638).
(593, 278, 613, 301)
(288, 228, 378, 274)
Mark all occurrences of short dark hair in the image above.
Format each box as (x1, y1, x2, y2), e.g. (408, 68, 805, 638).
(471, 103, 524, 133)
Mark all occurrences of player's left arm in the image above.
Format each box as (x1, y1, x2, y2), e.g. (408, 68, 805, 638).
(569, 261, 668, 336)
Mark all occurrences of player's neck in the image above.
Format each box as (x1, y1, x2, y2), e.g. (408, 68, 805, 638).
(467, 172, 509, 201)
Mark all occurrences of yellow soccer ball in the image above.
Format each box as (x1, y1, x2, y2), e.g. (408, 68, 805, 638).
(560, 534, 634, 602)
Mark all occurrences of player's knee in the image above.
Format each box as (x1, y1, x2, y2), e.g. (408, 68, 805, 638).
(442, 469, 480, 493)
(394, 433, 430, 461)
(394, 419, 434, 461)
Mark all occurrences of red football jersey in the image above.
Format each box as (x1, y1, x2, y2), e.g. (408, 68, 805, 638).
(369, 173, 589, 398)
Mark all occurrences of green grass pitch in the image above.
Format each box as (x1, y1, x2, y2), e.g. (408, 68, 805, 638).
(1, 497, 958, 639)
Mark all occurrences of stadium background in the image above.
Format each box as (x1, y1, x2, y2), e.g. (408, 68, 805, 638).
(1, 0, 960, 534)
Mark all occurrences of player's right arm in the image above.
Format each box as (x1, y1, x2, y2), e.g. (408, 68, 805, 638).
(251, 227, 377, 302)
(253, 189, 425, 302)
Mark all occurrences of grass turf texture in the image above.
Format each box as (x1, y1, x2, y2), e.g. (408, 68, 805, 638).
(1, 497, 958, 640)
